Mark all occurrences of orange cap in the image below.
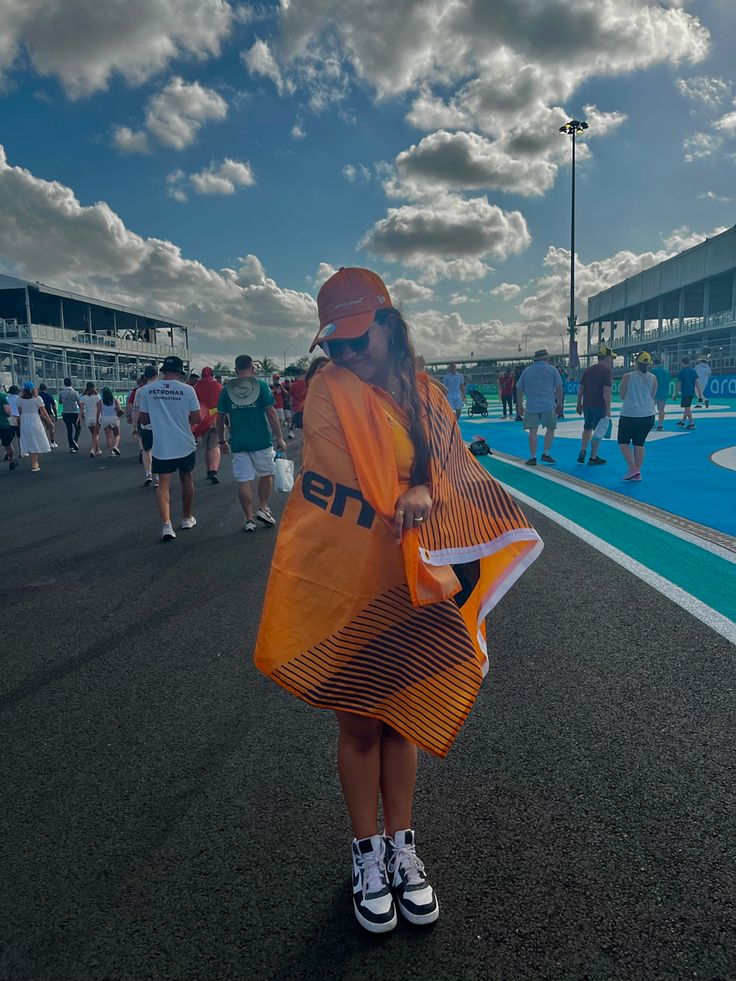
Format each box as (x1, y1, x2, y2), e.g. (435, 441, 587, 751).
(309, 267, 392, 352)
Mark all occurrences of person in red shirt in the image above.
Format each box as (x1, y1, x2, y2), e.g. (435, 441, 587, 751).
(498, 371, 514, 418)
(288, 368, 308, 431)
(576, 346, 614, 465)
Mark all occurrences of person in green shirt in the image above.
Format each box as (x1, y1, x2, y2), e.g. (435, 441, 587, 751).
(1, 391, 18, 470)
(216, 354, 286, 532)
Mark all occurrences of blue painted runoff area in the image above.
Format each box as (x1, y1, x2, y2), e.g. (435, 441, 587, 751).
(460, 395, 736, 537)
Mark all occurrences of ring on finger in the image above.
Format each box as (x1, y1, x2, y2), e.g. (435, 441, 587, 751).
(414, 515, 425, 524)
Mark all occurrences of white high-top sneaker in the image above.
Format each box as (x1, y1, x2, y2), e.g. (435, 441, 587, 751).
(386, 829, 439, 925)
(351, 835, 397, 934)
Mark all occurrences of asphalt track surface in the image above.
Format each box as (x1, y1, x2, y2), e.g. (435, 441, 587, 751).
(2, 434, 735, 981)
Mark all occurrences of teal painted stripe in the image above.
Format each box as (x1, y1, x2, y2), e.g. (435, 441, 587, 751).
(482, 456, 736, 622)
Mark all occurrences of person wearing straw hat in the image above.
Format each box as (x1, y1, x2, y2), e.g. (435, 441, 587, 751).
(515, 349, 563, 466)
(254, 267, 542, 935)
(617, 352, 657, 481)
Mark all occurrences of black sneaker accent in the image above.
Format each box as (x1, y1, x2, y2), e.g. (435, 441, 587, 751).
(386, 830, 439, 926)
(588, 456, 607, 466)
(351, 836, 397, 934)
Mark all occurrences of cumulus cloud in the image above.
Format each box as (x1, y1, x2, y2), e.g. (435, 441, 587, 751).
(491, 282, 522, 300)
(112, 126, 150, 154)
(0, 0, 235, 98)
(676, 76, 731, 110)
(698, 190, 732, 203)
(359, 193, 530, 283)
(114, 76, 229, 153)
(683, 130, 723, 162)
(714, 110, 736, 136)
(0, 145, 316, 361)
(242, 39, 293, 95)
(388, 278, 435, 304)
(166, 159, 255, 201)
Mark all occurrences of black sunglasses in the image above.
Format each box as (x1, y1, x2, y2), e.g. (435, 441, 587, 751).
(323, 332, 371, 359)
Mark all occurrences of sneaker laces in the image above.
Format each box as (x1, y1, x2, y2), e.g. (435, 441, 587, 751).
(356, 848, 387, 898)
(388, 841, 426, 887)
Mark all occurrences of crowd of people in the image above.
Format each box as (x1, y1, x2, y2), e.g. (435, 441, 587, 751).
(0, 356, 320, 541)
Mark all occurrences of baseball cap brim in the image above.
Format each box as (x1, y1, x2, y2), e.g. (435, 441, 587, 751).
(309, 309, 376, 353)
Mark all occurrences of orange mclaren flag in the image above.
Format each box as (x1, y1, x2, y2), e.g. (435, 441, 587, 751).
(254, 364, 543, 757)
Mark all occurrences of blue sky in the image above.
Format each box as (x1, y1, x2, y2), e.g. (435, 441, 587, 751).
(0, 0, 733, 365)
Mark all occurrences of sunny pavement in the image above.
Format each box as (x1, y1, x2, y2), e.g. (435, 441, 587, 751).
(2, 433, 735, 981)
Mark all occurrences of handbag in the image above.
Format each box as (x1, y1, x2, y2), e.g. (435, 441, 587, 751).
(274, 451, 294, 493)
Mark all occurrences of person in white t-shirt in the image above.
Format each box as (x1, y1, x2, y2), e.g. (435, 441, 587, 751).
(138, 356, 201, 542)
(79, 382, 102, 456)
(694, 356, 711, 408)
(442, 364, 465, 420)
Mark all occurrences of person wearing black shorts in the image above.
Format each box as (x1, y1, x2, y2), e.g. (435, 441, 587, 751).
(137, 356, 201, 541)
(617, 352, 657, 482)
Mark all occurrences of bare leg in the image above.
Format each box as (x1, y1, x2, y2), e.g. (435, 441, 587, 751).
(205, 445, 221, 474)
(619, 443, 636, 472)
(336, 711, 383, 839)
(142, 448, 153, 474)
(237, 480, 254, 519)
(30, 452, 39, 469)
(528, 428, 538, 458)
(257, 474, 273, 509)
(157, 473, 173, 524)
(543, 428, 555, 454)
(179, 471, 194, 519)
(380, 725, 417, 836)
(105, 427, 113, 452)
(113, 427, 121, 450)
(634, 444, 645, 472)
(589, 436, 601, 460)
(581, 428, 592, 453)
(657, 402, 665, 426)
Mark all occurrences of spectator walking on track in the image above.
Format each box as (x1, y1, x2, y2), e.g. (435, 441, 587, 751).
(617, 351, 657, 481)
(576, 346, 614, 466)
(79, 382, 102, 457)
(1, 387, 18, 470)
(59, 378, 82, 452)
(137, 356, 201, 541)
(216, 355, 286, 533)
(676, 356, 698, 430)
(37, 384, 58, 448)
(133, 366, 159, 487)
(100, 388, 123, 456)
(254, 267, 542, 936)
(126, 375, 146, 462)
(499, 370, 514, 418)
(651, 356, 671, 431)
(695, 355, 711, 409)
(6, 385, 21, 451)
(516, 349, 563, 466)
(194, 367, 223, 484)
(18, 382, 52, 472)
(288, 368, 308, 432)
(442, 363, 465, 419)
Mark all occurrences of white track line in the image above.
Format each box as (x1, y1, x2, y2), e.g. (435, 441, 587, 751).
(497, 480, 736, 646)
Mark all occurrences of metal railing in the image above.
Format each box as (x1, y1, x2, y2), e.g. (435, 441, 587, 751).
(605, 310, 735, 349)
(0, 320, 188, 358)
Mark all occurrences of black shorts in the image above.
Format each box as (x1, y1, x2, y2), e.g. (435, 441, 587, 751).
(1, 427, 15, 447)
(617, 415, 654, 447)
(293, 410, 304, 429)
(152, 452, 196, 474)
(680, 396, 693, 408)
(140, 428, 153, 451)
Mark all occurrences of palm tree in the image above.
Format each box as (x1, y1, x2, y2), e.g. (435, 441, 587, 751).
(258, 356, 278, 376)
(212, 360, 231, 375)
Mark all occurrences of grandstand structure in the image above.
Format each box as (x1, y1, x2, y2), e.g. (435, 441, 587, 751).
(0, 274, 191, 392)
(583, 225, 736, 373)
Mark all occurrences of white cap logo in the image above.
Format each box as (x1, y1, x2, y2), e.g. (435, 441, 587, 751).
(318, 322, 337, 339)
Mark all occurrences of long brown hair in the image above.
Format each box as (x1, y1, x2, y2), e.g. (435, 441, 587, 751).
(375, 308, 430, 486)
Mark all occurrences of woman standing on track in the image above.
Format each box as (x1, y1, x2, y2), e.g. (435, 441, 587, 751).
(617, 351, 657, 481)
(79, 382, 102, 457)
(255, 267, 542, 935)
(18, 382, 52, 472)
(100, 388, 123, 456)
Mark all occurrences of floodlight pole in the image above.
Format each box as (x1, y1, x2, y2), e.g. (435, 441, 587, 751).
(559, 118, 588, 377)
